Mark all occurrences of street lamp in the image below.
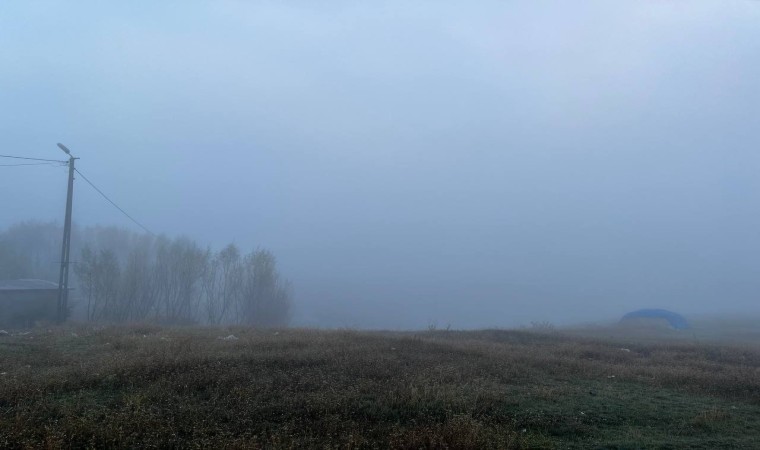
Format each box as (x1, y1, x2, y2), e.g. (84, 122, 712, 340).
(57, 143, 71, 155)
(56, 143, 77, 322)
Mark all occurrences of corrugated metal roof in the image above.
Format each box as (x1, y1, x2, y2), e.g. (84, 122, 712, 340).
(0, 279, 59, 291)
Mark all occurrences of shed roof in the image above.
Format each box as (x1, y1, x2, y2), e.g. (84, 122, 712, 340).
(0, 279, 59, 291)
(620, 308, 690, 330)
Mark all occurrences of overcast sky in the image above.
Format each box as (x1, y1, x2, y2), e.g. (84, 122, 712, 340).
(2, 1, 759, 328)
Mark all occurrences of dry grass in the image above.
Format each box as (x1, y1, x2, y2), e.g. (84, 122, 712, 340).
(0, 324, 759, 448)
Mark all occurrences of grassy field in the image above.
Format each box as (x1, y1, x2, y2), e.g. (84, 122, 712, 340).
(1, 322, 759, 449)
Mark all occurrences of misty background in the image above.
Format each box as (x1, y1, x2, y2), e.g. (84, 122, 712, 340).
(2, 1, 759, 329)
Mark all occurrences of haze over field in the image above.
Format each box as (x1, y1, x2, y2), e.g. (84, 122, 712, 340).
(2, 1, 759, 328)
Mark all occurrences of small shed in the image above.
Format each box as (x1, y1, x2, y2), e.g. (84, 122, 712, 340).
(0, 279, 60, 327)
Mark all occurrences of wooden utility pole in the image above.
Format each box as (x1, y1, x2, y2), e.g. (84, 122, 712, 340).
(56, 143, 77, 323)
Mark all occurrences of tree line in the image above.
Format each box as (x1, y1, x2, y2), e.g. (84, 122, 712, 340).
(0, 222, 291, 326)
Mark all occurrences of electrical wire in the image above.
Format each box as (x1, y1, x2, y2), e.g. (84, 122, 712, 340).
(74, 168, 155, 235)
(0, 162, 67, 167)
(0, 154, 68, 163)
(1, 152, 154, 236)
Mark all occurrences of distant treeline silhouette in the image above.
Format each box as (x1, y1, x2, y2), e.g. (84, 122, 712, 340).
(0, 221, 290, 326)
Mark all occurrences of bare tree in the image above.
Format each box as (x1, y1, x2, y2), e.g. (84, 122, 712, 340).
(119, 235, 158, 321)
(6, 221, 291, 327)
(153, 237, 209, 324)
(74, 246, 96, 321)
(239, 249, 291, 327)
(1, 221, 62, 281)
(0, 238, 32, 279)
(202, 244, 243, 325)
(74, 246, 120, 321)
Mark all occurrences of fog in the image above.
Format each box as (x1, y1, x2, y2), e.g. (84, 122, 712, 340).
(2, 1, 759, 329)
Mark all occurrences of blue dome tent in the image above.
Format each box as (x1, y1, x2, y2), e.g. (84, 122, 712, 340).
(620, 309, 690, 330)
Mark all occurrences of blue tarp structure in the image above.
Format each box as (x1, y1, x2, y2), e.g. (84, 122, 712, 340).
(620, 309, 690, 330)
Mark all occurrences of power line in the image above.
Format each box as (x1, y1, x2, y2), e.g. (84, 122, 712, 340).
(0, 162, 67, 167)
(2, 151, 155, 235)
(0, 154, 68, 163)
(74, 168, 155, 235)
